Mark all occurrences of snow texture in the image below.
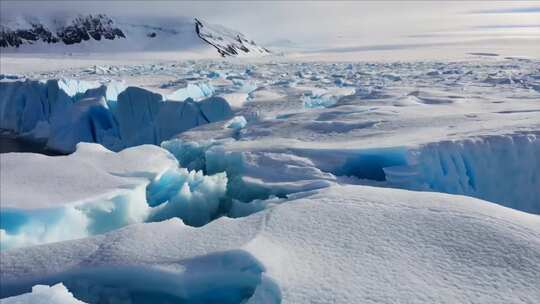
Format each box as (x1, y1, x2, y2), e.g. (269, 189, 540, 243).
(1, 185, 539, 303)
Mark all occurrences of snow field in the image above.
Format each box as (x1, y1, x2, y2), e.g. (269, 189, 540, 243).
(2, 185, 539, 303)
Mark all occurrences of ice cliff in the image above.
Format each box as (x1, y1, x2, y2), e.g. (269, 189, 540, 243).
(0, 79, 233, 152)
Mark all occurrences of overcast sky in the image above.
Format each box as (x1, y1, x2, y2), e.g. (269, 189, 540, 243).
(2, 1, 539, 49)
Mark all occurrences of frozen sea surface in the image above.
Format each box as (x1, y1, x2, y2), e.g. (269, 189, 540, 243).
(0, 55, 539, 303)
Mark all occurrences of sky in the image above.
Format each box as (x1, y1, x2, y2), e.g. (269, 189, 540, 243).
(1, 1, 539, 58)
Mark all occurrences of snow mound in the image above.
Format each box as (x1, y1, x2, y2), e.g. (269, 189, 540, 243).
(0, 79, 233, 152)
(1, 185, 539, 303)
(1, 284, 86, 304)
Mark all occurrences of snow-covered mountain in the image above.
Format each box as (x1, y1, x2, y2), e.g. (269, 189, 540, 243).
(194, 18, 270, 57)
(0, 14, 270, 57)
(0, 14, 125, 48)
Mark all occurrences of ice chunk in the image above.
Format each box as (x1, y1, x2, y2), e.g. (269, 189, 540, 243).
(167, 83, 215, 101)
(225, 116, 247, 130)
(207, 71, 221, 79)
(148, 169, 228, 226)
(161, 139, 216, 171)
(47, 88, 119, 152)
(198, 96, 233, 122)
(1, 283, 86, 304)
(301, 87, 356, 109)
(0, 143, 177, 249)
(0, 79, 233, 152)
(115, 86, 162, 147)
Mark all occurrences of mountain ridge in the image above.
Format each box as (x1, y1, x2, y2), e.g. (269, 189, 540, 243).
(0, 14, 270, 57)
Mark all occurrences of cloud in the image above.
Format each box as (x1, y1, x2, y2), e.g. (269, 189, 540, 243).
(472, 24, 540, 29)
(1, 0, 539, 54)
(469, 7, 540, 14)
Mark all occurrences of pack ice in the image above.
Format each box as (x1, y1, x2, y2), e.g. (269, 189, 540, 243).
(1, 58, 540, 304)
